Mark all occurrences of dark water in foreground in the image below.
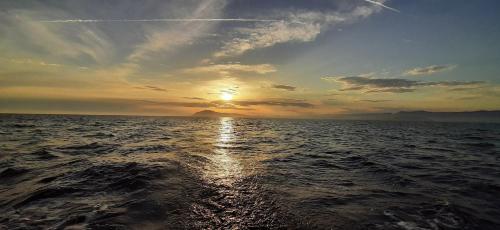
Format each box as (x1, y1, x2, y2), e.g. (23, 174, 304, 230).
(1, 115, 499, 229)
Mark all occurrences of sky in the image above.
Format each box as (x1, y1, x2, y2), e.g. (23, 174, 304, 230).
(1, 0, 499, 117)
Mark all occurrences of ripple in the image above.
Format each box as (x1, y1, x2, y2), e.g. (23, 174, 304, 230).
(1, 115, 499, 229)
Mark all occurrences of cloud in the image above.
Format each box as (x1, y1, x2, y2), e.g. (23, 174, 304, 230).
(213, 3, 383, 58)
(338, 76, 418, 89)
(8, 58, 61, 67)
(227, 99, 314, 108)
(134, 85, 168, 92)
(364, 0, 400, 13)
(272, 84, 296, 91)
(403, 65, 457, 76)
(366, 88, 416, 93)
(326, 75, 484, 93)
(213, 19, 321, 57)
(424, 81, 483, 87)
(140, 100, 214, 108)
(39, 18, 279, 23)
(219, 88, 238, 95)
(128, 0, 227, 61)
(0, 10, 112, 64)
(141, 98, 315, 109)
(360, 99, 392, 103)
(448, 86, 485, 92)
(183, 63, 276, 76)
(321, 76, 346, 82)
(183, 97, 205, 100)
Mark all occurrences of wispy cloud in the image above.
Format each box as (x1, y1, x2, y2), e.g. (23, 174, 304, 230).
(403, 64, 457, 76)
(213, 18, 321, 57)
(183, 64, 276, 76)
(321, 76, 347, 82)
(448, 86, 485, 92)
(364, 0, 400, 13)
(9, 58, 61, 67)
(39, 18, 280, 23)
(1, 10, 112, 64)
(128, 0, 227, 61)
(213, 4, 384, 58)
(134, 85, 168, 92)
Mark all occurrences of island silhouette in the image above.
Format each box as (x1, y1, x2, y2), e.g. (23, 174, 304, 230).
(192, 110, 245, 118)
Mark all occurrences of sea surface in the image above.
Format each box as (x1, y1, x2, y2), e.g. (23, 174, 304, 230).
(1, 114, 499, 229)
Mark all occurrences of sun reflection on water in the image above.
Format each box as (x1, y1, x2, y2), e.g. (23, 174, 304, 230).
(204, 117, 242, 185)
(219, 117, 233, 144)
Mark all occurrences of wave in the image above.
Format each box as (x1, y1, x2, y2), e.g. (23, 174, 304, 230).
(1, 115, 499, 229)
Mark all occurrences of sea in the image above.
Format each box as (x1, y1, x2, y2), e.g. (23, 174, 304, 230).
(1, 114, 499, 229)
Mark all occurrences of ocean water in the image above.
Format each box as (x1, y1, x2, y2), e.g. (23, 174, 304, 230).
(1, 114, 499, 229)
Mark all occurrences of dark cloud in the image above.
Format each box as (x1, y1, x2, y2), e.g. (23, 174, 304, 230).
(134, 85, 168, 92)
(334, 76, 484, 93)
(339, 76, 418, 89)
(272, 84, 296, 91)
(214, 99, 314, 108)
(236, 99, 313, 108)
(183, 97, 205, 100)
(365, 88, 416, 93)
(140, 100, 213, 108)
(220, 88, 238, 95)
(322, 99, 348, 106)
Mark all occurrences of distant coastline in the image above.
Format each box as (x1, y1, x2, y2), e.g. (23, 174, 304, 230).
(327, 110, 500, 123)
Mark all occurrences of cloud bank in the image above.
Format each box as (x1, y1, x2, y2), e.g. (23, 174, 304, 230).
(324, 75, 484, 93)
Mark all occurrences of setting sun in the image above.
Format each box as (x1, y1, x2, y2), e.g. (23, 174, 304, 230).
(221, 92, 233, 101)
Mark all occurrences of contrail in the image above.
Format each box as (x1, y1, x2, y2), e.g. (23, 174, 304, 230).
(364, 0, 400, 13)
(39, 18, 281, 23)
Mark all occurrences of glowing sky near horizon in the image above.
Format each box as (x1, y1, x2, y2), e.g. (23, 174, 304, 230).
(0, 0, 499, 117)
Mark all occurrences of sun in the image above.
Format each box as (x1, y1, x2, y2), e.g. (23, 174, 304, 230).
(221, 92, 233, 101)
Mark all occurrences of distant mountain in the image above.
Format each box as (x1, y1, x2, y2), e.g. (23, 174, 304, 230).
(192, 110, 244, 118)
(331, 110, 500, 123)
